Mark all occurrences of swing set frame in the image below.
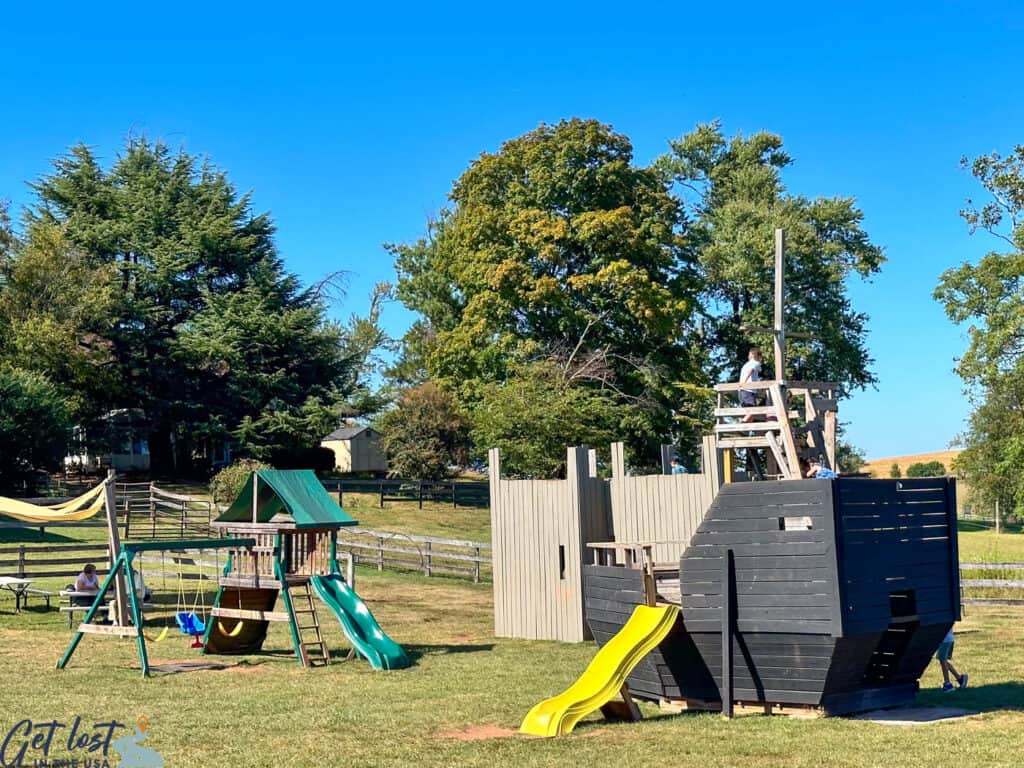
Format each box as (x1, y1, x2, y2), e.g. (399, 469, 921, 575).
(56, 537, 257, 677)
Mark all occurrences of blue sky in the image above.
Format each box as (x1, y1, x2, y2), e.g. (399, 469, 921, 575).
(2, 2, 1021, 458)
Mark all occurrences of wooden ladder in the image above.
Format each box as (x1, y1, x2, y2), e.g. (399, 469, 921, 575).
(286, 582, 330, 668)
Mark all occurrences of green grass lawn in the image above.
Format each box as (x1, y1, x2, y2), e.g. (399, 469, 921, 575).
(2, 493, 1023, 767)
(2, 566, 1023, 768)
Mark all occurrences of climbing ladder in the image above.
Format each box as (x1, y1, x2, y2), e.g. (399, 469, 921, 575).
(284, 581, 331, 668)
(713, 380, 839, 480)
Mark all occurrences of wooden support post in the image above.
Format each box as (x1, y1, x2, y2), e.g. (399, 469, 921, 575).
(473, 546, 481, 583)
(17, 544, 25, 578)
(774, 228, 786, 381)
(660, 444, 673, 475)
(379, 481, 385, 509)
(424, 541, 432, 577)
(104, 470, 130, 628)
(824, 410, 837, 470)
(721, 548, 735, 719)
(418, 482, 424, 509)
(377, 536, 384, 571)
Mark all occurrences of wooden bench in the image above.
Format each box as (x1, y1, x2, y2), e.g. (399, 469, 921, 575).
(59, 591, 154, 629)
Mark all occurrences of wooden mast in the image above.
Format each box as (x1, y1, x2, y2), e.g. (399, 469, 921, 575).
(773, 228, 786, 383)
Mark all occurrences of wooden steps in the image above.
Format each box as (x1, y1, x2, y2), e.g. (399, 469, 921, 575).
(285, 582, 330, 668)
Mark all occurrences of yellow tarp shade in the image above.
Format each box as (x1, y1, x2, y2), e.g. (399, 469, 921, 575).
(0, 481, 108, 523)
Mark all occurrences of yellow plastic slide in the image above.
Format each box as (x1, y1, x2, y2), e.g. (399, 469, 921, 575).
(519, 604, 679, 737)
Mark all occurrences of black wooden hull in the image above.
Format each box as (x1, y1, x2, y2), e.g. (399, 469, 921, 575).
(582, 478, 960, 716)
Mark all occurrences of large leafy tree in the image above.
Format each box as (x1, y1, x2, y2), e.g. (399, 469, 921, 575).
(20, 139, 362, 474)
(657, 122, 885, 386)
(394, 119, 707, 472)
(936, 146, 1024, 513)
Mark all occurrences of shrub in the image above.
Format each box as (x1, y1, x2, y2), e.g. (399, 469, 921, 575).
(209, 459, 271, 506)
(377, 382, 470, 480)
(889, 462, 902, 478)
(906, 460, 947, 478)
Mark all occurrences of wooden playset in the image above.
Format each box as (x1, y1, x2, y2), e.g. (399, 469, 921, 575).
(57, 469, 408, 676)
(513, 230, 962, 732)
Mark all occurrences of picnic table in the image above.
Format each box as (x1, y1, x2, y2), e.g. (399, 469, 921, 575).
(0, 576, 52, 613)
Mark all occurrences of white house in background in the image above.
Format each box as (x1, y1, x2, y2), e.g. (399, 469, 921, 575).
(320, 425, 387, 474)
(64, 409, 151, 473)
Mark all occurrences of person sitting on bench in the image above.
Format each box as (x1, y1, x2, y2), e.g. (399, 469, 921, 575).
(72, 564, 100, 607)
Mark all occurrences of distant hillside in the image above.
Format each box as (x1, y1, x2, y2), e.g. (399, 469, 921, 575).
(862, 449, 961, 479)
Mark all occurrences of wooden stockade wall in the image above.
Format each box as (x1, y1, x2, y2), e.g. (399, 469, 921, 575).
(489, 446, 611, 642)
(610, 436, 722, 564)
(489, 441, 723, 642)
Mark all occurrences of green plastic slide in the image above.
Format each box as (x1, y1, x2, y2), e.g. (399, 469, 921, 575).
(310, 574, 410, 670)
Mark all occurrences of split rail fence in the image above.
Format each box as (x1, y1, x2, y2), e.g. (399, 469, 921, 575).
(960, 562, 1024, 606)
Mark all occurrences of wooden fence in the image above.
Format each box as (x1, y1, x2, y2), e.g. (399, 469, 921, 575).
(325, 479, 489, 509)
(961, 562, 1024, 606)
(118, 482, 213, 539)
(0, 541, 221, 583)
(336, 527, 491, 583)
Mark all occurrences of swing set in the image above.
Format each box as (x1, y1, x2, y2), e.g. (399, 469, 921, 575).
(56, 537, 257, 677)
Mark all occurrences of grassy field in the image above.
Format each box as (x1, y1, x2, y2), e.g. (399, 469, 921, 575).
(2, 492, 1023, 768)
(2, 569, 1024, 765)
(2, 563, 1023, 768)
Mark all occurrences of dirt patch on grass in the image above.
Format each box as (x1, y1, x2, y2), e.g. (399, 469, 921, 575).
(437, 725, 519, 740)
(437, 724, 610, 740)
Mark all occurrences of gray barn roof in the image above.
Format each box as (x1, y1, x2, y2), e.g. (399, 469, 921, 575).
(324, 425, 372, 441)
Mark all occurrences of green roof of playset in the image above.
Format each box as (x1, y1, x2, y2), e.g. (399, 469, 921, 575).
(215, 469, 357, 528)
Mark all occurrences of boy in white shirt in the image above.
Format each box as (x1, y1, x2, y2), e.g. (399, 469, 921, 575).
(739, 348, 763, 423)
(936, 627, 968, 692)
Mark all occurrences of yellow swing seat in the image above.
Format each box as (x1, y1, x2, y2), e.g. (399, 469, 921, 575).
(217, 620, 245, 637)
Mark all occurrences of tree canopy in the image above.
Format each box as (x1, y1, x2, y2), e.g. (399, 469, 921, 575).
(392, 120, 883, 476)
(394, 118, 707, 474)
(657, 121, 885, 386)
(0, 367, 70, 492)
(936, 146, 1024, 511)
(3, 139, 376, 475)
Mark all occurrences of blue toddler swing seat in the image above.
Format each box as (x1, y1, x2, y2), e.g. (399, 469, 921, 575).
(174, 558, 208, 648)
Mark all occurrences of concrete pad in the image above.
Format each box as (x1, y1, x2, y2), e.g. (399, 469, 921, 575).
(851, 705, 980, 725)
